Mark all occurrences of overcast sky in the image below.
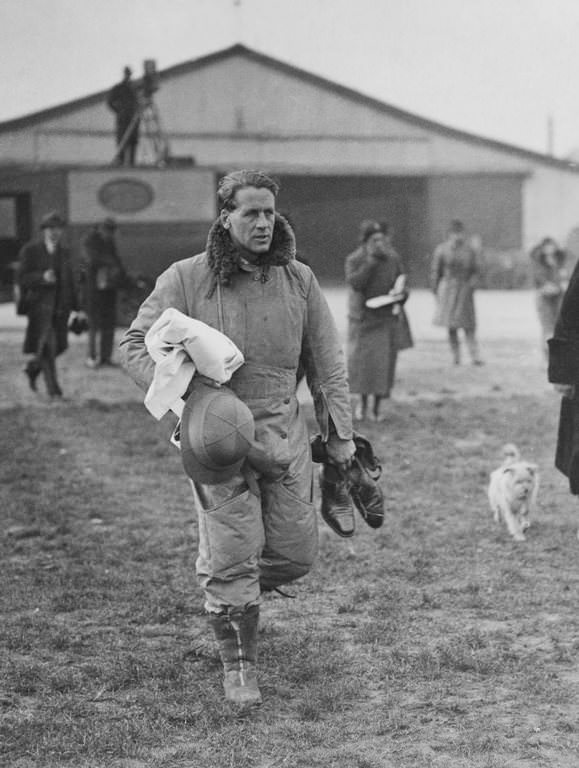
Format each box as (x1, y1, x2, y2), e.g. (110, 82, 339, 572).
(3, 0, 579, 157)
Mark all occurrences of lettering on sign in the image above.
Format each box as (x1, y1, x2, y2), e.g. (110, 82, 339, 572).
(98, 178, 154, 213)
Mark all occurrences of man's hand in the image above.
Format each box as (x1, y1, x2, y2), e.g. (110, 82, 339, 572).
(43, 269, 56, 284)
(325, 435, 356, 470)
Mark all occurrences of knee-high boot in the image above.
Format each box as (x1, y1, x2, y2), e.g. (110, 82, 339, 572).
(208, 604, 262, 707)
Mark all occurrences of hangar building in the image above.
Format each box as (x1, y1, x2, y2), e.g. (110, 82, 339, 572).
(1, 43, 579, 288)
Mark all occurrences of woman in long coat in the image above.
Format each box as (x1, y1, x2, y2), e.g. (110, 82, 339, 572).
(431, 219, 483, 366)
(530, 237, 568, 357)
(345, 220, 410, 422)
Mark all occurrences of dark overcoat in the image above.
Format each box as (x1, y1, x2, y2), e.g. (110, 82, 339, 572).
(548, 258, 579, 493)
(80, 228, 125, 317)
(16, 239, 78, 356)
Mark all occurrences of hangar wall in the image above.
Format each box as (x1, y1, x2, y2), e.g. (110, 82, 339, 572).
(426, 174, 524, 250)
(523, 164, 579, 250)
(275, 174, 429, 284)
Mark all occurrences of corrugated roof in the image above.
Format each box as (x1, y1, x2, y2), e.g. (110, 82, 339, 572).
(2, 43, 577, 174)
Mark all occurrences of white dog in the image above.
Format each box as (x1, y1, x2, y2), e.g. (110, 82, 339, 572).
(487, 444, 539, 542)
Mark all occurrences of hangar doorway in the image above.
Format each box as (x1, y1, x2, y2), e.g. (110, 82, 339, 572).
(0, 193, 31, 300)
(276, 175, 429, 286)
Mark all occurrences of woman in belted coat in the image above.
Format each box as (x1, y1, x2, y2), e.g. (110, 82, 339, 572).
(16, 212, 80, 397)
(431, 219, 484, 366)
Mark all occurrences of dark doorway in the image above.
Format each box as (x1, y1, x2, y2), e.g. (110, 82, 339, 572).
(0, 193, 32, 300)
(276, 175, 429, 285)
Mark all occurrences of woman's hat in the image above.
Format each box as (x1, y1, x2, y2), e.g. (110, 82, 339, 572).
(180, 378, 255, 485)
(359, 220, 385, 243)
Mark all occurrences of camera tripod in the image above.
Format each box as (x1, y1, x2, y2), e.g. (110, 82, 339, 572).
(113, 93, 170, 167)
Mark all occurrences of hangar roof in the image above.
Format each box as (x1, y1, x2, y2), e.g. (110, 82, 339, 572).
(1, 43, 577, 174)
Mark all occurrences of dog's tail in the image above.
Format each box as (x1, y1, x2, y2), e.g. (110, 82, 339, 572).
(501, 443, 521, 465)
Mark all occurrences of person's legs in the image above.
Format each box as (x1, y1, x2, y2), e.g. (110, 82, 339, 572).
(24, 356, 41, 391)
(354, 394, 368, 421)
(87, 317, 98, 365)
(99, 291, 117, 364)
(465, 329, 483, 366)
(449, 328, 460, 365)
(372, 395, 385, 421)
(259, 443, 317, 592)
(194, 476, 264, 611)
(193, 475, 265, 706)
(39, 331, 61, 396)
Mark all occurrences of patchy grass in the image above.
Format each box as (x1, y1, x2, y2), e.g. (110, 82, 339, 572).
(2, 328, 579, 767)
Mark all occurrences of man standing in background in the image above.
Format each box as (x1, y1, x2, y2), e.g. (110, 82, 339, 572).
(107, 66, 140, 166)
(81, 217, 126, 368)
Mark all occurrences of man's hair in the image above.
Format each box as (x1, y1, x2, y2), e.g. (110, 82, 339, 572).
(217, 170, 280, 212)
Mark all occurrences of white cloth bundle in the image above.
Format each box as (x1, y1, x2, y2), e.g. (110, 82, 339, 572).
(144, 307, 244, 419)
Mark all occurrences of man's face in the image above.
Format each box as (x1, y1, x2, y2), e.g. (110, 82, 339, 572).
(449, 230, 464, 247)
(221, 186, 275, 256)
(44, 226, 64, 248)
(366, 232, 388, 257)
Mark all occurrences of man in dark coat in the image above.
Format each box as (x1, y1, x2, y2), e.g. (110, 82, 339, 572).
(548, 258, 579, 495)
(107, 66, 140, 166)
(80, 218, 126, 368)
(16, 211, 81, 398)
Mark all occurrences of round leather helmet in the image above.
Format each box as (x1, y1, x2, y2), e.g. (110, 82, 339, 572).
(180, 378, 255, 485)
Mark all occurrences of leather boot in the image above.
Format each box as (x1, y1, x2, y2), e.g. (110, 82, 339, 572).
(208, 605, 262, 707)
(348, 454, 385, 529)
(319, 463, 355, 538)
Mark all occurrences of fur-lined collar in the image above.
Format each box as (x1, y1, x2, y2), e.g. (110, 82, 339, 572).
(205, 213, 296, 292)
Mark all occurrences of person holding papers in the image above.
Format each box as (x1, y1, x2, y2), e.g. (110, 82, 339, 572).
(345, 220, 410, 421)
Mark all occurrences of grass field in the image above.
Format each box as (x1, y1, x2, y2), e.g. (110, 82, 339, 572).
(2, 291, 579, 767)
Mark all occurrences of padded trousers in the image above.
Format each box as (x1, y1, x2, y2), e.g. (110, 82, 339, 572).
(192, 438, 317, 612)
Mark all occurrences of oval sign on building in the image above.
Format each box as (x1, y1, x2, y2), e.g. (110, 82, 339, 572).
(98, 178, 154, 214)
